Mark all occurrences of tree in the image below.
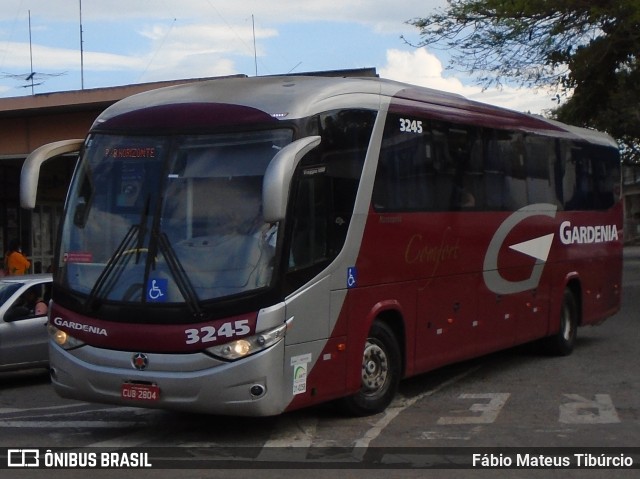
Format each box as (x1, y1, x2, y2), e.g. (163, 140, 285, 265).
(406, 0, 640, 163)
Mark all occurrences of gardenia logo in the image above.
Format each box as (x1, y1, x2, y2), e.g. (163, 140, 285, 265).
(54, 317, 108, 336)
(559, 221, 618, 245)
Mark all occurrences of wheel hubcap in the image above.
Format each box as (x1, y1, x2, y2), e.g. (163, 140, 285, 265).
(361, 340, 388, 394)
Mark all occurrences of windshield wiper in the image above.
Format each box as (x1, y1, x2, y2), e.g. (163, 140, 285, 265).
(85, 224, 140, 311)
(85, 194, 153, 311)
(155, 231, 203, 318)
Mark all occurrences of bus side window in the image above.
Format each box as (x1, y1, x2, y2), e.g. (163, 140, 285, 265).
(501, 132, 528, 210)
(373, 114, 435, 212)
(286, 109, 374, 286)
(525, 135, 558, 206)
(485, 131, 506, 210)
(373, 116, 485, 212)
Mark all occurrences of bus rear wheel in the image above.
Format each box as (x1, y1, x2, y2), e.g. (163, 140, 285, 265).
(544, 289, 578, 356)
(342, 321, 401, 416)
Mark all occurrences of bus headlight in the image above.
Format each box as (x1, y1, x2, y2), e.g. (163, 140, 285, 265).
(48, 324, 85, 350)
(207, 323, 286, 361)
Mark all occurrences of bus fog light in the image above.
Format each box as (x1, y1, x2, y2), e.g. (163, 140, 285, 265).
(250, 384, 266, 397)
(207, 323, 286, 361)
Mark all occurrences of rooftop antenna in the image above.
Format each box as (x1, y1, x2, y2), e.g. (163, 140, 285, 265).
(79, 0, 84, 89)
(1, 10, 66, 94)
(252, 15, 257, 76)
(28, 10, 34, 94)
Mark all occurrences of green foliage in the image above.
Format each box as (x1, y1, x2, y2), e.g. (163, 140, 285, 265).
(407, 0, 640, 163)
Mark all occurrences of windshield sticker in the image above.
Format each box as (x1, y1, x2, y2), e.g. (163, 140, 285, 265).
(104, 147, 156, 158)
(147, 278, 168, 302)
(63, 251, 93, 263)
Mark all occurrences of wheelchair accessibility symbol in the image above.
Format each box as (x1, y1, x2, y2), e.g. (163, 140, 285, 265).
(347, 267, 357, 289)
(147, 278, 168, 302)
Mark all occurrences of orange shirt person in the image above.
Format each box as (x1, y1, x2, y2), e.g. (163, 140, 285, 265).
(5, 240, 31, 275)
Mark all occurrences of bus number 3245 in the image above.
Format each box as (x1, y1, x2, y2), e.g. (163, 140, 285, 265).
(399, 118, 423, 134)
(184, 320, 251, 345)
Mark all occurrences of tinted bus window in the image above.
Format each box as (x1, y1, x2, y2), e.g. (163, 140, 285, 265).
(373, 114, 484, 212)
(286, 109, 375, 287)
(561, 141, 619, 211)
(525, 135, 557, 205)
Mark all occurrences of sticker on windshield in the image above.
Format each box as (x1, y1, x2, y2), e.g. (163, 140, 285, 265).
(63, 251, 93, 263)
(147, 278, 168, 302)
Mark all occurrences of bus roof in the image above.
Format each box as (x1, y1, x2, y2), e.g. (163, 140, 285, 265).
(92, 75, 618, 149)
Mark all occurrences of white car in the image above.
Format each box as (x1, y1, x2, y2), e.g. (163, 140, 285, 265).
(0, 274, 52, 372)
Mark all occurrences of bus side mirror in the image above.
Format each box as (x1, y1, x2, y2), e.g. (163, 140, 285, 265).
(262, 136, 321, 223)
(20, 139, 84, 209)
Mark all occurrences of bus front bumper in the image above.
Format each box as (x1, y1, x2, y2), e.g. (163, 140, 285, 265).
(48, 339, 289, 417)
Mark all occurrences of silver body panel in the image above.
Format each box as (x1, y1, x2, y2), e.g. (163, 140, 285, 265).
(0, 274, 52, 372)
(50, 339, 288, 416)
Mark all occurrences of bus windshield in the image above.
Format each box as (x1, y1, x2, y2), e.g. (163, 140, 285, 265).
(58, 129, 293, 306)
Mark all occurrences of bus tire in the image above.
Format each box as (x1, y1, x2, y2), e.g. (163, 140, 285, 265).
(544, 289, 578, 356)
(342, 321, 401, 416)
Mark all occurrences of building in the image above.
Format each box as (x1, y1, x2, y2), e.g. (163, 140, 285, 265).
(623, 164, 640, 244)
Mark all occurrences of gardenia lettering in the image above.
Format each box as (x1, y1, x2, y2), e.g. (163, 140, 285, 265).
(560, 221, 618, 245)
(54, 317, 108, 336)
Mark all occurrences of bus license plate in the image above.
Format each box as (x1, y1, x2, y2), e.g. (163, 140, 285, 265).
(121, 383, 160, 402)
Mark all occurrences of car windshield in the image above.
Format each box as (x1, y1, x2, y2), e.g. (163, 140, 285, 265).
(57, 129, 293, 307)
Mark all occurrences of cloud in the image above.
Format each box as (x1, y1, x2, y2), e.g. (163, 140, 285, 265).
(138, 22, 277, 57)
(133, 22, 278, 81)
(0, 0, 444, 31)
(380, 48, 557, 115)
(0, 40, 141, 71)
(379, 47, 474, 94)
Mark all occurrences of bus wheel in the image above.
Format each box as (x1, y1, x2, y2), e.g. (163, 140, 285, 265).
(343, 321, 401, 416)
(544, 289, 578, 356)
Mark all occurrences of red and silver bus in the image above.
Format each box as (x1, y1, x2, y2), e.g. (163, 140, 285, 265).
(21, 76, 622, 416)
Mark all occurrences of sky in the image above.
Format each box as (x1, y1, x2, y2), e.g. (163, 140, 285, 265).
(0, 0, 558, 114)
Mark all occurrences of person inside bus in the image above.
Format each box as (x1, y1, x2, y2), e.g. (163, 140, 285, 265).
(4, 239, 31, 276)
